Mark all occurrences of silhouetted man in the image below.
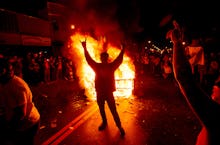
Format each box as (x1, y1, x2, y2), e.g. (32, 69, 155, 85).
(81, 40, 125, 137)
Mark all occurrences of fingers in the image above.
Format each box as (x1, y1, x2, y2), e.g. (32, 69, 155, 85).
(81, 40, 87, 48)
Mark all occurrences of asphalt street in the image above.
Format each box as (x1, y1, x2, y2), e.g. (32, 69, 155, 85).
(32, 73, 201, 145)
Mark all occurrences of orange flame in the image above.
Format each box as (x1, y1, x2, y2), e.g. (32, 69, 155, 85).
(67, 32, 135, 100)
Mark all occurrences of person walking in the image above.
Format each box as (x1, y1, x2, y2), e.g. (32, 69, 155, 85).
(81, 40, 125, 137)
(169, 21, 220, 145)
(0, 58, 40, 145)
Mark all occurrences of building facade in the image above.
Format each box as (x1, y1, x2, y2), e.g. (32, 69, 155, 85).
(0, 0, 71, 56)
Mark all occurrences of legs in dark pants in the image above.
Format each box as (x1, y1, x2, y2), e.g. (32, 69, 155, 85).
(97, 92, 121, 126)
(96, 92, 125, 136)
(97, 97, 107, 125)
(106, 94, 121, 128)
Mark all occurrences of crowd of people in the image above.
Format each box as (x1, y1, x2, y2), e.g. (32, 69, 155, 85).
(134, 35, 220, 96)
(0, 51, 76, 86)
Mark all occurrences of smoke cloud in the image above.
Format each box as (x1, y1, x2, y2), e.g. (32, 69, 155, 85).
(66, 0, 142, 44)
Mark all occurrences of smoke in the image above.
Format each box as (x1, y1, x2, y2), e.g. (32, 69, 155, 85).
(67, 0, 142, 44)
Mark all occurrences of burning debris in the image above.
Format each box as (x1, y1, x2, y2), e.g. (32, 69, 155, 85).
(64, 32, 135, 100)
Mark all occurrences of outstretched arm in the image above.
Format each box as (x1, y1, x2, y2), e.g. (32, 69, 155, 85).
(112, 43, 125, 68)
(81, 40, 97, 67)
(170, 22, 220, 126)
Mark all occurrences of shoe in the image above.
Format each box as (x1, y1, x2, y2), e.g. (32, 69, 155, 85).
(98, 122, 107, 131)
(119, 127, 125, 137)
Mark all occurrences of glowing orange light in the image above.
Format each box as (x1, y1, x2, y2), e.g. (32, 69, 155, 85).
(70, 24, 75, 30)
(67, 32, 135, 100)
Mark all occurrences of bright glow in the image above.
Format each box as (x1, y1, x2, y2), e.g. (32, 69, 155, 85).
(70, 24, 75, 30)
(182, 41, 186, 45)
(68, 32, 135, 100)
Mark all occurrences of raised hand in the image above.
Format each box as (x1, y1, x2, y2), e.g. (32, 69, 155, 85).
(171, 29, 182, 43)
(81, 40, 86, 48)
(81, 37, 87, 48)
(166, 20, 182, 43)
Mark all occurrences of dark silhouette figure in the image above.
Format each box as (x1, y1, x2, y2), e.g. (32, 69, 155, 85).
(81, 40, 125, 137)
(169, 21, 220, 145)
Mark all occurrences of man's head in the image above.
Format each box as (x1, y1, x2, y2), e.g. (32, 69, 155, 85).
(0, 58, 14, 84)
(100, 52, 109, 63)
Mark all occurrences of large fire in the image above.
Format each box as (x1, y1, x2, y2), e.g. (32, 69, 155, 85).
(67, 32, 135, 100)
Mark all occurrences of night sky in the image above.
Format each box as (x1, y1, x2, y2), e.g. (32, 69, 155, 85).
(116, 0, 219, 40)
(1, 0, 219, 41)
(64, 0, 219, 41)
